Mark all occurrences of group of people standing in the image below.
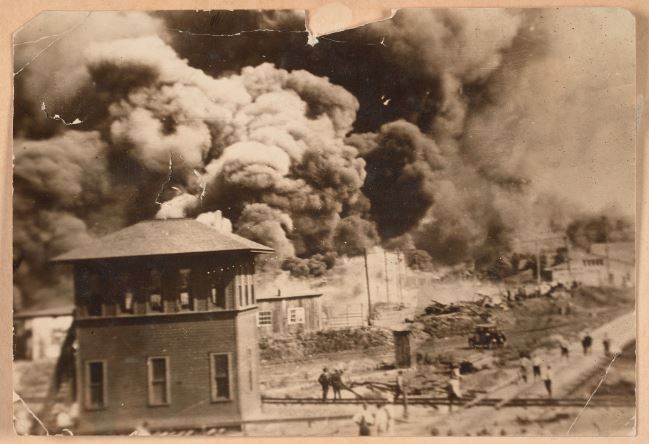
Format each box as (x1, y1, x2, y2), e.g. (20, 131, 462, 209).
(318, 367, 346, 401)
(517, 331, 614, 398)
(581, 332, 613, 356)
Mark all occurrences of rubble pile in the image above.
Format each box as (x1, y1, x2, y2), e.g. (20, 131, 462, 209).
(423, 301, 462, 315)
(414, 300, 498, 338)
(259, 327, 393, 362)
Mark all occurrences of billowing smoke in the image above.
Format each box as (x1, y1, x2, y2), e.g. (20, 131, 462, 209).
(13, 131, 113, 307)
(13, 9, 634, 308)
(567, 207, 635, 251)
(355, 120, 444, 238)
(235, 204, 295, 258)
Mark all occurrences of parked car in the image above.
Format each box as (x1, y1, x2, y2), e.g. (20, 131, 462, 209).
(467, 323, 507, 349)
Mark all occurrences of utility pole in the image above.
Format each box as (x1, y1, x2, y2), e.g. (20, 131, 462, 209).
(535, 241, 542, 287)
(604, 223, 611, 284)
(396, 250, 404, 305)
(363, 248, 373, 326)
(384, 250, 390, 305)
(564, 235, 573, 282)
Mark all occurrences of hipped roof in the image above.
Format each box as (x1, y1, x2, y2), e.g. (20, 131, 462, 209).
(257, 293, 323, 302)
(52, 218, 274, 263)
(14, 305, 75, 319)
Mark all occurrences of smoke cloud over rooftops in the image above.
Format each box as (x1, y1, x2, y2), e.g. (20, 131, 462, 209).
(13, 9, 635, 309)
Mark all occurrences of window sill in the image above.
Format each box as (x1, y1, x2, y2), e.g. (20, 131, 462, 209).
(76, 306, 259, 321)
(85, 405, 106, 411)
(210, 398, 232, 403)
(147, 403, 171, 408)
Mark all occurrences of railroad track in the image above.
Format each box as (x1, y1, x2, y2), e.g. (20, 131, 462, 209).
(262, 396, 634, 408)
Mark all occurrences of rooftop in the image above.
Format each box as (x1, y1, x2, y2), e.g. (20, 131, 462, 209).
(589, 242, 635, 264)
(52, 218, 274, 262)
(13, 305, 75, 319)
(257, 293, 323, 302)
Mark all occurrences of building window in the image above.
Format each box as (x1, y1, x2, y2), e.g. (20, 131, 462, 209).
(238, 285, 243, 307)
(210, 353, 231, 401)
(147, 357, 170, 406)
(257, 311, 272, 326)
(247, 348, 253, 390)
(288, 307, 305, 325)
(178, 268, 192, 310)
(85, 360, 106, 409)
(88, 273, 102, 317)
(244, 264, 251, 306)
(149, 269, 163, 312)
(210, 269, 226, 309)
(122, 291, 134, 314)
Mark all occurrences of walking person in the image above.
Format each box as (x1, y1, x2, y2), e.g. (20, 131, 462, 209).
(518, 355, 530, 383)
(318, 367, 330, 401)
(582, 332, 593, 355)
(532, 355, 542, 380)
(447, 373, 462, 412)
(560, 341, 570, 360)
(374, 402, 392, 436)
(541, 364, 554, 398)
(602, 333, 612, 356)
(353, 403, 375, 436)
(393, 370, 405, 402)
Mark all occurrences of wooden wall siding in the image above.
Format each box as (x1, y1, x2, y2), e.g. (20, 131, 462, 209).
(257, 297, 322, 337)
(74, 312, 251, 434)
(234, 309, 261, 419)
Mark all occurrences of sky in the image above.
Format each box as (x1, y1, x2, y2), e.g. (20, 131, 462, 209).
(12, 8, 636, 307)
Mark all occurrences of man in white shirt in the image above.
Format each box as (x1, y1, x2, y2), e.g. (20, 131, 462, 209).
(541, 364, 554, 398)
(374, 402, 393, 435)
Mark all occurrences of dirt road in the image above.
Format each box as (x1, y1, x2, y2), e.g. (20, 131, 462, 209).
(393, 310, 636, 436)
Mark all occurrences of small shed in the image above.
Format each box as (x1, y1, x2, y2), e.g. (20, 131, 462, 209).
(393, 327, 414, 368)
(256, 292, 322, 337)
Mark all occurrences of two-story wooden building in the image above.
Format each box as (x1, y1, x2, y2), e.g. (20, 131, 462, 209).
(52, 218, 273, 434)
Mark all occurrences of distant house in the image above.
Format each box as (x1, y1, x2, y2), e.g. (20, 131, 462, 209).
(255, 291, 322, 337)
(549, 243, 635, 288)
(51, 218, 273, 434)
(13, 306, 74, 361)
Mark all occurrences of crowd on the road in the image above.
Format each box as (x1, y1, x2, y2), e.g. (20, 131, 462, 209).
(319, 328, 617, 436)
(516, 331, 614, 398)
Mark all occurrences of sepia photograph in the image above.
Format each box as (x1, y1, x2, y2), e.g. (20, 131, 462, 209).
(11, 7, 636, 437)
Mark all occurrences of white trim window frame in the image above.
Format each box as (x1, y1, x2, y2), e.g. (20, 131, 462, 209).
(84, 360, 107, 410)
(257, 310, 272, 326)
(287, 307, 305, 325)
(209, 352, 232, 402)
(147, 356, 171, 406)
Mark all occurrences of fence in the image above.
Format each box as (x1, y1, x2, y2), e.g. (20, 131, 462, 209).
(322, 303, 367, 329)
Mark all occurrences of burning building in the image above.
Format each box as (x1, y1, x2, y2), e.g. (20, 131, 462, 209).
(51, 218, 273, 434)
